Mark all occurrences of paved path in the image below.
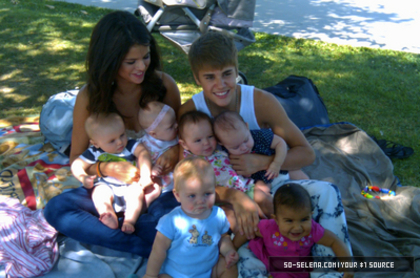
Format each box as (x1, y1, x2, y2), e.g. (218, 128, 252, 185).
(58, 0, 420, 53)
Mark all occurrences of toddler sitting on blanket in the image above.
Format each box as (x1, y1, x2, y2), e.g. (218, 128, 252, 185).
(233, 183, 354, 278)
(178, 110, 274, 217)
(138, 101, 179, 194)
(213, 110, 309, 182)
(71, 112, 160, 234)
(144, 156, 238, 278)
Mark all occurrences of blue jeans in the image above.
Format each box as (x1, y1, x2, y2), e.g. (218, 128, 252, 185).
(43, 186, 179, 258)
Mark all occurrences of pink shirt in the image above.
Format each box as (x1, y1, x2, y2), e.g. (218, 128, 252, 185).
(249, 219, 324, 278)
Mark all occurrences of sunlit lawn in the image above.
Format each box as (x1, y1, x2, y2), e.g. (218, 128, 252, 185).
(1, 0, 419, 186)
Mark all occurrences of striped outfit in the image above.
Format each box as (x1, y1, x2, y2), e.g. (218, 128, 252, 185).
(0, 196, 58, 277)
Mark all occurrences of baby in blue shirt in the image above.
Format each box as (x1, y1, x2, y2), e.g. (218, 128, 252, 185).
(143, 156, 238, 278)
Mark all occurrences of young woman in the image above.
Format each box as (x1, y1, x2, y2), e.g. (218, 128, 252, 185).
(44, 11, 181, 257)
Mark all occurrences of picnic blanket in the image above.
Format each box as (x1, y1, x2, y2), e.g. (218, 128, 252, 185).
(0, 116, 80, 211)
(1, 118, 419, 277)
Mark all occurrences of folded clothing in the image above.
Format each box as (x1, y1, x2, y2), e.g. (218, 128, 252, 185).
(0, 196, 58, 278)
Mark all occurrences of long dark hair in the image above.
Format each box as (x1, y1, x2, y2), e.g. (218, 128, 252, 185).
(86, 11, 166, 114)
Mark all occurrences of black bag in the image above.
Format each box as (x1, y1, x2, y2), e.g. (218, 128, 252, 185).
(263, 75, 330, 128)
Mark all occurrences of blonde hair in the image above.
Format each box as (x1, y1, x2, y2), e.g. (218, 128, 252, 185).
(85, 112, 123, 139)
(173, 156, 215, 192)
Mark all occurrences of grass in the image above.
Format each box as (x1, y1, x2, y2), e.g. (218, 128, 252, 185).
(1, 0, 419, 187)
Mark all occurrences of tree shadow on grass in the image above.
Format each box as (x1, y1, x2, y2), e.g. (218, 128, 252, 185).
(253, 0, 418, 52)
(0, 1, 105, 115)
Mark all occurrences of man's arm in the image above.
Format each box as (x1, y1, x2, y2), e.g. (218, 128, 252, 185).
(253, 88, 315, 170)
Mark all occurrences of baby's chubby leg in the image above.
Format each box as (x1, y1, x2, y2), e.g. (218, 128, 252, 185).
(123, 183, 145, 234)
(92, 184, 118, 230)
(253, 180, 274, 217)
(211, 254, 238, 278)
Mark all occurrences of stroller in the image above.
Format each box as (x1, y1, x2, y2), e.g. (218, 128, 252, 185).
(134, 0, 257, 84)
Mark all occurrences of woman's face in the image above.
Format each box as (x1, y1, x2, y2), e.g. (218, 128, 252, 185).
(117, 44, 151, 85)
(194, 65, 238, 108)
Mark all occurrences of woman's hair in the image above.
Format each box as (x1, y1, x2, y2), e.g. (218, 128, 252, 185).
(273, 183, 313, 214)
(188, 31, 238, 79)
(86, 11, 166, 114)
(178, 110, 213, 139)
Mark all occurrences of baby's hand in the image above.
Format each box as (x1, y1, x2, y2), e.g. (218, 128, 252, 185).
(224, 249, 239, 269)
(151, 164, 162, 177)
(265, 162, 281, 180)
(82, 175, 96, 189)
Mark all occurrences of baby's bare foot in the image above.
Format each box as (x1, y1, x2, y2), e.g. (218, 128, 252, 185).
(122, 221, 135, 234)
(144, 183, 161, 208)
(99, 212, 118, 229)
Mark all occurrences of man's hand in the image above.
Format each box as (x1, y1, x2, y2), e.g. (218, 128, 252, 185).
(229, 153, 271, 177)
(232, 195, 265, 239)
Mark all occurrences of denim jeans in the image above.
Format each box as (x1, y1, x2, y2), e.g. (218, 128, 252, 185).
(43, 186, 179, 258)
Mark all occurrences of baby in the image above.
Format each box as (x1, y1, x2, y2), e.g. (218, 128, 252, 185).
(143, 156, 238, 278)
(138, 101, 179, 193)
(234, 183, 353, 278)
(178, 110, 273, 217)
(71, 112, 160, 234)
(213, 111, 308, 183)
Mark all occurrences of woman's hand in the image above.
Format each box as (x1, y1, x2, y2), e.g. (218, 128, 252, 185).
(155, 145, 179, 175)
(101, 161, 139, 184)
(229, 153, 272, 177)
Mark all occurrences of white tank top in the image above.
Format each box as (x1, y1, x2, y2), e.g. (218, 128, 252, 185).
(192, 84, 260, 130)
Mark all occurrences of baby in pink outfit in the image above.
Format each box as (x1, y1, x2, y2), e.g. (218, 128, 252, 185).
(234, 183, 354, 278)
